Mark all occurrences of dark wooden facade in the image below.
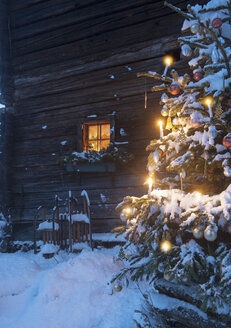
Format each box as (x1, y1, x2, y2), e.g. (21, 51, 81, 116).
(1, 0, 193, 238)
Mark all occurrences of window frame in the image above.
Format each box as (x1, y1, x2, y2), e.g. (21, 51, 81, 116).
(81, 113, 115, 152)
(83, 121, 111, 152)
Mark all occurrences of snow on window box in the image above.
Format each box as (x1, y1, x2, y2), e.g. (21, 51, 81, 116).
(61, 144, 133, 172)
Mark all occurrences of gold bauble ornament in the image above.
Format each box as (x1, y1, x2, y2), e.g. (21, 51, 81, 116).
(166, 116, 173, 130)
(161, 108, 169, 117)
(193, 227, 203, 239)
(113, 283, 123, 292)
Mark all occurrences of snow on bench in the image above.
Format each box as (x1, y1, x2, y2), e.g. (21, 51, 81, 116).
(68, 213, 90, 224)
(37, 221, 59, 231)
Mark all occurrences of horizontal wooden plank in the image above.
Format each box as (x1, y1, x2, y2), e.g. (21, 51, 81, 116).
(14, 36, 179, 85)
(9, 0, 99, 11)
(13, 106, 156, 140)
(12, 185, 146, 207)
(13, 77, 164, 114)
(12, 3, 182, 57)
(12, 13, 182, 73)
(10, 0, 76, 27)
(10, 0, 168, 34)
(12, 170, 147, 191)
(14, 56, 188, 101)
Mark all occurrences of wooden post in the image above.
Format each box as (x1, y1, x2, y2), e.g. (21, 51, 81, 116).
(81, 222, 84, 242)
(43, 207, 46, 245)
(52, 210, 56, 245)
(68, 191, 72, 252)
(60, 214, 63, 249)
(33, 213, 37, 254)
(83, 193, 93, 249)
(77, 223, 80, 243)
(73, 222, 76, 244)
(64, 214, 67, 249)
(85, 223, 88, 242)
(56, 197, 60, 245)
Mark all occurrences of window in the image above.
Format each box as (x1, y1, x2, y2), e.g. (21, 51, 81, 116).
(83, 122, 110, 151)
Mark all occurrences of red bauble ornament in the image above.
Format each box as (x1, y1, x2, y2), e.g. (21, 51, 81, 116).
(169, 82, 180, 95)
(193, 69, 204, 81)
(212, 17, 222, 29)
(222, 133, 231, 148)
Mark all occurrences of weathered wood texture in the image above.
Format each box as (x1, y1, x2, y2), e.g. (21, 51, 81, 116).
(0, 0, 14, 215)
(6, 0, 199, 236)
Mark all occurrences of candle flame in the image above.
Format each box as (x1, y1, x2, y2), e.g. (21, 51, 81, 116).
(158, 121, 163, 127)
(124, 207, 131, 215)
(163, 55, 173, 66)
(194, 191, 201, 201)
(160, 240, 172, 253)
(145, 177, 153, 186)
(204, 97, 213, 106)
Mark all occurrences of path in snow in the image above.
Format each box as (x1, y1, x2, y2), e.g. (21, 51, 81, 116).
(0, 247, 142, 328)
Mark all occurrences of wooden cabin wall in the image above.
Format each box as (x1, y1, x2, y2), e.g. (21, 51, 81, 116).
(0, 0, 14, 216)
(7, 0, 194, 238)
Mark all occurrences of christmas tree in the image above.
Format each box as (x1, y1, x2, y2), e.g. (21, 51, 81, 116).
(115, 0, 231, 325)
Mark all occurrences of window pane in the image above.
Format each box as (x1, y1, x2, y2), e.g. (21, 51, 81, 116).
(101, 124, 110, 139)
(100, 139, 110, 150)
(87, 141, 98, 151)
(88, 125, 98, 140)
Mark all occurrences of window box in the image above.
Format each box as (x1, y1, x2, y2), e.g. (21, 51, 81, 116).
(65, 162, 116, 173)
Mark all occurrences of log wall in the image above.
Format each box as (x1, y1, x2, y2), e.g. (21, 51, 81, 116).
(6, 0, 197, 237)
(0, 0, 14, 216)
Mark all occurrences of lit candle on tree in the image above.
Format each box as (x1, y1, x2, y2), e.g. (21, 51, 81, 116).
(158, 121, 164, 138)
(145, 177, 154, 195)
(180, 172, 183, 191)
(160, 240, 172, 253)
(163, 55, 173, 76)
(205, 97, 213, 118)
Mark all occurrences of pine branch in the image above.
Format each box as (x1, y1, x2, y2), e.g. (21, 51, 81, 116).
(137, 72, 172, 83)
(187, 6, 231, 77)
(199, 6, 229, 13)
(170, 69, 179, 81)
(178, 37, 208, 49)
(151, 85, 168, 92)
(164, 1, 193, 20)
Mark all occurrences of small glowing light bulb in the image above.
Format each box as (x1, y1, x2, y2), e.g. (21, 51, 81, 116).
(160, 240, 172, 253)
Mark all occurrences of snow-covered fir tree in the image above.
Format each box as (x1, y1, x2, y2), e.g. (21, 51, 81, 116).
(115, 0, 231, 324)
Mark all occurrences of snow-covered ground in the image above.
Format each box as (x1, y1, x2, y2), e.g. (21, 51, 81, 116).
(0, 247, 143, 328)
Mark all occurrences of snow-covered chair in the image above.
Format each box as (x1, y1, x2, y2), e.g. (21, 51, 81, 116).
(70, 190, 92, 250)
(33, 191, 92, 255)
